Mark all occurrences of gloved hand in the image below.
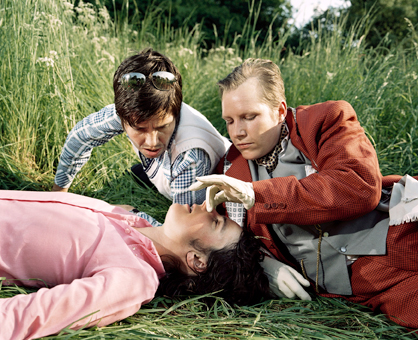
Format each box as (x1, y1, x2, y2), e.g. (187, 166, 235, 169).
(261, 256, 312, 300)
(189, 174, 255, 212)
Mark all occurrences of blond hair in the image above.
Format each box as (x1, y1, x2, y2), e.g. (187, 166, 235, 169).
(217, 58, 286, 110)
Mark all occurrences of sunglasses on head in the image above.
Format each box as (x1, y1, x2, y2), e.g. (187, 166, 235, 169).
(120, 72, 177, 91)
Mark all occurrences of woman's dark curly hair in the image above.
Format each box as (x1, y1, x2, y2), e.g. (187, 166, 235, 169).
(157, 229, 272, 306)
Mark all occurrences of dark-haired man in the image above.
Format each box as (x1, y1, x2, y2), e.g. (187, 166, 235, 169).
(53, 48, 230, 205)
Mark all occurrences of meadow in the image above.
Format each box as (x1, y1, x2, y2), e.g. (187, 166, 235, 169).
(0, 0, 417, 338)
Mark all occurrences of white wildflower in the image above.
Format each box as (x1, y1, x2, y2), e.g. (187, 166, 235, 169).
(327, 72, 334, 80)
(36, 57, 54, 68)
(62, 1, 74, 10)
(49, 50, 58, 59)
(178, 47, 194, 57)
(76, 1, 96, 25)
(98, 7, 110, 21)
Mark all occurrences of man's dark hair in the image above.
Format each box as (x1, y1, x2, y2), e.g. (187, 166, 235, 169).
(113, 48, 183, 128)
(158, 229, 272, 306)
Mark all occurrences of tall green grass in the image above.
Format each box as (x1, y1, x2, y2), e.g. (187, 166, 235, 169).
(0, 0, 417, 338)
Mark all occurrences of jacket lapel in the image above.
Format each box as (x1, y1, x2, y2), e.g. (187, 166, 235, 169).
(225, 146, 252, 182)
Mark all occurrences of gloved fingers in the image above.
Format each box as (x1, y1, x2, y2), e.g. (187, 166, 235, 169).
(214, 190, 230, 204)
(196, 175, 240, 190)
(195, 174, 227, 184)
(269, 283, 286, 299)
(189, 180, 210, 191)
(283, 281, 312, 301)
(207, 190, 229, 212)
(206, 185, 221, 212)
(277, 281, 297, 299)
(276, 268, 312, 300)
(288, 267, 311, 287)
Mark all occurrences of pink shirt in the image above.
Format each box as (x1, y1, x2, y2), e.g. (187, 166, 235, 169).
(0, 190, 165, 340)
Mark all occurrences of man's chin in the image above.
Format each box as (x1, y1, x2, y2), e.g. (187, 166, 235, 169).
(240, 150, 259, 161)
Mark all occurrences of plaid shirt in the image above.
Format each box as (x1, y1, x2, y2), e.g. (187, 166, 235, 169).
(136, 211, 162, 227)
(55, 104, 211, 205)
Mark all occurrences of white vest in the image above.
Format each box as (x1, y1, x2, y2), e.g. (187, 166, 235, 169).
(132, 103, 231, 200)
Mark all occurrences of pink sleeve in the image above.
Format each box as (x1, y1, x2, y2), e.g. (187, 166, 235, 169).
(0, 265, 158, 340)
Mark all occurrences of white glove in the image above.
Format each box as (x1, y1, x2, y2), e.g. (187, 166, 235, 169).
(189, 175, 255, 212)
(261, 256, 312, 300)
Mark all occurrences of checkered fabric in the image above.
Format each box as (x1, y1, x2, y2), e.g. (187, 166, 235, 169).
(139, 146, 210, 204)
(223, 156, 246, 227)
(55, 104, 211, 205)
(135, 211, 162, 227)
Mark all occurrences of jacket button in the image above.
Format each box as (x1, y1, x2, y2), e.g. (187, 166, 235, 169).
(278, 203, 286, 209)
(264, 203, 271, 209)
(340, 246, 347, 253)
(271, 203, 278, 208)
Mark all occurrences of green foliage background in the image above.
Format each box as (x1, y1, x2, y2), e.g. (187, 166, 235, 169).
(0, 0, 418, 338)
(86, 0, 292, 49)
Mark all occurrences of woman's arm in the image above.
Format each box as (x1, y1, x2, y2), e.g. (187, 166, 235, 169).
(0, 266, 158, 340)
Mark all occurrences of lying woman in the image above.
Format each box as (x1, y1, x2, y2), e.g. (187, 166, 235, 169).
(0, 190, 271, 340)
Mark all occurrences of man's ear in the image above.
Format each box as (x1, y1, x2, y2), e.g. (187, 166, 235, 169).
(186, 251, 208, 273)
(278, 100, 287, 123)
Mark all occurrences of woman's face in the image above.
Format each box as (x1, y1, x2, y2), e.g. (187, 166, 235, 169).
(164, 202, 242, 251)
(222, 77, 286, 160)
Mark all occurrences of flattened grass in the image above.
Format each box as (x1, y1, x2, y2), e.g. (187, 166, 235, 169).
(0, 0, 417, 338)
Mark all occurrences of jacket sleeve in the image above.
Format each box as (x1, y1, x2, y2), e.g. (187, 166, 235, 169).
(0, 265, 158, 340)
(250, 101, 382, 226)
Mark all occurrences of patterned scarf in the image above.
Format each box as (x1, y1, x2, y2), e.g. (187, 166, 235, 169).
(255, 124, 288, 173)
